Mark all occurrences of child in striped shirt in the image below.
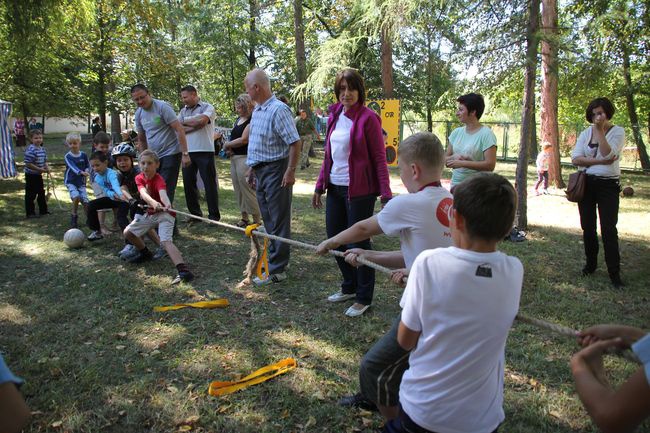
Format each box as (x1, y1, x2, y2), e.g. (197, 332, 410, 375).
(63, 132, 90, 228)
(23, 129, 50, 218)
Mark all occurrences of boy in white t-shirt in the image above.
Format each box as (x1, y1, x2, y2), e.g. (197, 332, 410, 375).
(316, 132, 453, 418)
(384, 172, 523, 433)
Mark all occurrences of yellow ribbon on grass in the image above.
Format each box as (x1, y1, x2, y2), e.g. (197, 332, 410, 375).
(153, 299, 229, 312)
(208, 358, 297, 397)
(245, 224, 269, 280)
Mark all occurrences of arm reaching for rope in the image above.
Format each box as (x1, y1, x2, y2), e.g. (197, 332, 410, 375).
(315, 216, 383, 255)
(571, 327, 650, 433)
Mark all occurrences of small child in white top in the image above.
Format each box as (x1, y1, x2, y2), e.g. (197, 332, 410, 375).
(386, 173, 523, 433)
(534, 141, 552, 195)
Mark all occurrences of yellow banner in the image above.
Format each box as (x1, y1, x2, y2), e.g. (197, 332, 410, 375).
(366, 99, 401, 166)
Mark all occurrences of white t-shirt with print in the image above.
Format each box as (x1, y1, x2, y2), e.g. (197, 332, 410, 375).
(399, 247, 523, 433)
(377, 186, 453, 270)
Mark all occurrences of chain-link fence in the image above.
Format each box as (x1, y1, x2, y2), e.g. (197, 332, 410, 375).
(402, 118, 648, 171)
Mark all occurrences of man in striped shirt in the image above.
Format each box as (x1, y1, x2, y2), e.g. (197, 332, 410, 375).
(244, 69, 301, 286)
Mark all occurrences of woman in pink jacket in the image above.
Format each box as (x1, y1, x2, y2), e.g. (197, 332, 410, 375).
(312, 69, 392, 317)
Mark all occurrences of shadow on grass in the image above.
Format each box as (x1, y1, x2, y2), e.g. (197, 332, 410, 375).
(1, 160, 649, 432)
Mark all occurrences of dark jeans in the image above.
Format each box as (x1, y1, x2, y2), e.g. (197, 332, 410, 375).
(578, 175, 620, 276)
(158, 153, 181, 204)
(360, 314, 410, 407)
(25, 173, 48, 216)
(534, 171, 548, 190)
(87, 197, 129, 231)
(254, 158, 292, 275)
(325, 184, 376, 305)
(182, 151, 220, 219)
(383, 407, 499, 433)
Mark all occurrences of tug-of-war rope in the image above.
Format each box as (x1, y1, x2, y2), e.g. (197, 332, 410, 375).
(161, 206, 640, 365)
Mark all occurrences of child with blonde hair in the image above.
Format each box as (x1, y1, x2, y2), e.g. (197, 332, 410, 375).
(63, 132, 90, 228)
(535, 141, 552, 195)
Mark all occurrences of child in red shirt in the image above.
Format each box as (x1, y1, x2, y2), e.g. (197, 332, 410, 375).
(123, 150, 194, 284)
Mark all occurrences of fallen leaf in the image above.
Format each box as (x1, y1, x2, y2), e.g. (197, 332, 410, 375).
(217, 404, 231, 413)
(167, 385, 179, 393)
(358, 409, 373, 417)
(304, 416, 316, 428)
(115, 345, 126, 350)
(118, 410, 126, 417)
(117, 332, 127, 338)
(51, 420, 63, 428)
(549, 410, 562, 419)
(178, 426, 192, 432)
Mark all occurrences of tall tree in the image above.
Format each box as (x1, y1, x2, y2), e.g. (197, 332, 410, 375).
(294, 0, 308, 110)
(540, 0, 564, 187)
(515, 0, 540, 230)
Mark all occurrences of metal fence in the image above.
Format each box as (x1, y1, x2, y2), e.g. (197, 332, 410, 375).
(401, 119, 648, 171)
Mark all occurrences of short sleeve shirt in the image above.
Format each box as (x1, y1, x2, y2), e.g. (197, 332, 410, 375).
(448, 126, 497, 185)
(246, 95, 300, 166)
(135, 99, 180, 158)
(0, 354, 23, 387)
(377, 187, 453, 270)
(136, 172, 173, 215)
(295, 117, 316, 136)
(178, 101, 216, 153)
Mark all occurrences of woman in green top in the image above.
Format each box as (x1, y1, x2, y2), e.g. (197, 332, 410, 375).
(445, 93, 497, 188)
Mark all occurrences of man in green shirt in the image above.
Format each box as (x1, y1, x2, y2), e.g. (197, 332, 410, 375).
(295, 109, 320, 169)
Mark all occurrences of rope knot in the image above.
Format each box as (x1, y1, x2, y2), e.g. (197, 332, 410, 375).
(245, 223, 261, 237)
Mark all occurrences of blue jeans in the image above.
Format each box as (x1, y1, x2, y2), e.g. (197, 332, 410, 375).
(325, 184, 376, 305)
(254, 158, 292, 275)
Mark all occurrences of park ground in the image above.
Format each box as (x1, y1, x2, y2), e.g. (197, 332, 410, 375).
(0, 136, 649, 433)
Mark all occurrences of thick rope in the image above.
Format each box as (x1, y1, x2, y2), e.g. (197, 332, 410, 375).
(167, 207, 641, 365)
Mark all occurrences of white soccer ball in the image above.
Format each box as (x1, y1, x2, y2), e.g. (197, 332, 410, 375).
(63, 228, 86, 249)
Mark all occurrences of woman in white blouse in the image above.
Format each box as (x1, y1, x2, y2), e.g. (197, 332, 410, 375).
(571, 97, 625, 288)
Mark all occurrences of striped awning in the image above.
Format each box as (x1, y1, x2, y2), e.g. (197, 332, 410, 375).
(0, 100, 17, 178)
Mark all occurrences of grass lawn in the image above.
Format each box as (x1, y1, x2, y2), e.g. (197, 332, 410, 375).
(1, 139, 649, 433)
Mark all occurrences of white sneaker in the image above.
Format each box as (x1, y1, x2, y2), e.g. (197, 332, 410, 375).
(253, 272, 287, 286)
(345, 304, 370, 317)
(119, 244, 138, 260)
(87, 231, 104, 241)
(152, 246, 168, 260)
(117, 244, 133, 256)
(327, 291, 356, 303)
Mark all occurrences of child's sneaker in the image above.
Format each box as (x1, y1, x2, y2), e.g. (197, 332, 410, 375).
(70, 214, 78, 228)
(152, 246, 168, 260)
(126, 248, 153, 263)
(171, 270, 194, 285)
(87, 231, 104, 241)
(118, 244, 137, 259)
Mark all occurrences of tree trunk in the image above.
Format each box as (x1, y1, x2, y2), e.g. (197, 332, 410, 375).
(515, 0, 540, 230)
(248, 0, 257, 68)
(380, 27, 394, 98)
(540, 0, 564, 187)
(426, 29, 433, 132)
(294, 0, 308, 111)
(621, 45, 649, 170)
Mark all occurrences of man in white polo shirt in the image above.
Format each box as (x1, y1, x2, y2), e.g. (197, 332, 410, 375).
(178, 85, 220, 222)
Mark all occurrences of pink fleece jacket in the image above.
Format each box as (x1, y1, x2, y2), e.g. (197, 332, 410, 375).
(315, 102, 392, 202)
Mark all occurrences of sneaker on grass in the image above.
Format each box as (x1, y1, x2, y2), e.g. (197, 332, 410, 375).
(171, 270, 194, 285)
(119, 244, 138, 260)
(126, 249, 153, 264)
(87, 231, 104, 241)
(152, 246, 168, 260)
(253, 272, 287, 286)
(327, 291, 356, 303)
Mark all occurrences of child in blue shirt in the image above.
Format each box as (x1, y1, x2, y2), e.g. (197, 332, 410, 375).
(86, 152, 129, 241)
(23, 129, 50, 218)
(63, 132, 90, 228)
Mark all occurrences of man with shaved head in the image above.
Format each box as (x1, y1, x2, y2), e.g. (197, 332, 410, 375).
(244, 68, 301, 286)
